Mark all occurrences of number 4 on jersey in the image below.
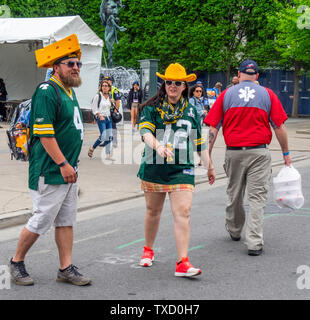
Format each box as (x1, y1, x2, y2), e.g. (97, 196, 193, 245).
(73, 106, 84, 140)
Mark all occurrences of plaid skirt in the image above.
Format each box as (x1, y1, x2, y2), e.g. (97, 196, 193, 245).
(141, 180, 194, 193)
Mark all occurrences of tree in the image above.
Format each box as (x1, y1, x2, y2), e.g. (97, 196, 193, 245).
(271, 0, 310, 117)
(115, 0, 286, 80)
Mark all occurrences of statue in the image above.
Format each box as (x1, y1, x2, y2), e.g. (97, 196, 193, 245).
(100, 0, 126, 67)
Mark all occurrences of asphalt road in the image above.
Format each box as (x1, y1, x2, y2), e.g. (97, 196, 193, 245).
(0, 161, 309, 302)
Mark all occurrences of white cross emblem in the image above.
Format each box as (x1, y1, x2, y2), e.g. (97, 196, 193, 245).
(39, 84, 49, 90)
(239, 87, 255, 102)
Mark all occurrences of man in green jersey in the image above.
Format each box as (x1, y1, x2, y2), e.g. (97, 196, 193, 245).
(9, 35, 91, 286)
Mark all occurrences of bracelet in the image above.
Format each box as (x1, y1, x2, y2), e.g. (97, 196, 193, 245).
(57, 160, 68, 167)
(283, 151, 290, 156)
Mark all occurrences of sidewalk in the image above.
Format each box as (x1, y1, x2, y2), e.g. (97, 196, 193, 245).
(0, 118, 309, 228)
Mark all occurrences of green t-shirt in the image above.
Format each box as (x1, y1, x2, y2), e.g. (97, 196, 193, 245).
(28, 77, 84, 190)
(137, 103, 207, 186)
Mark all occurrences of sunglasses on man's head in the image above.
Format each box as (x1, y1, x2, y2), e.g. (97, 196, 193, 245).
(59, 61, 83, 69)
(165, 80, 185, 87)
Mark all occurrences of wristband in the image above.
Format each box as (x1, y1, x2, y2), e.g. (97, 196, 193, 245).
(283, 151, 290, 156)
(57, 160, 68, 167)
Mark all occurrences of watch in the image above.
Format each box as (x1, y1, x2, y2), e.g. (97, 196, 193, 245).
(57, 160, 68, 167)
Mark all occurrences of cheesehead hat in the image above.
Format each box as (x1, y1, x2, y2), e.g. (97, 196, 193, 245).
(156, 63, 196, 82)
(35, 34, 81, 68)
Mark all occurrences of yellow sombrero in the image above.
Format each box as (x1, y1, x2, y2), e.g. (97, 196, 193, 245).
(35, 34, 81, 68)
(156, 63, 197, 82)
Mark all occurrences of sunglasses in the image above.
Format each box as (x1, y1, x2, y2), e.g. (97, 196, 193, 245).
(59, 61, 83, 69)
(195, 90, 202, 93)
(165, 80, 185, 87)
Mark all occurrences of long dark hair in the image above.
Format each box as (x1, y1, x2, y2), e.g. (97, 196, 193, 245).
(140, 81, 189, 110)
(189, 83, 205, 98)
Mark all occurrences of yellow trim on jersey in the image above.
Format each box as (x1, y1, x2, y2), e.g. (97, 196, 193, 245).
(50, 76, 73, 100)
(33, 130, 55, 135)
(33, 124, 54, 129)
(33, 124, 55, 135)
(139, 121, 156, 133)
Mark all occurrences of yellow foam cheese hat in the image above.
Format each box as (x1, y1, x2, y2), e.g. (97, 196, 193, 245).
(156, 63, 197, 82)
(35, 34, 81, 68)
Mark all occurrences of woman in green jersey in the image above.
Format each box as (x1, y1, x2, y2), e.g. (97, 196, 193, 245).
(137, 63, 216, 277)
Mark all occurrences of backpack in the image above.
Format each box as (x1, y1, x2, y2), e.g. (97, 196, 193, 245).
(93, 92, 122, 123)
(6, 80, 61, 161)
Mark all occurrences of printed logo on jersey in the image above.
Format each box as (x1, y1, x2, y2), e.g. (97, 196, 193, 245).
(239, 87, 255, 103)
(187, 107, 195, 118)
(39, 84, 50, 90)
(183, 168, 194, 175)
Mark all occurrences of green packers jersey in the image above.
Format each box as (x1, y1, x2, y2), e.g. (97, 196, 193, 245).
(137, 103, 206, 185)
(28, 76, 84, 190)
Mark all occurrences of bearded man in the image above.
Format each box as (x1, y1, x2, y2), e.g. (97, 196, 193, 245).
(9, 35, 91, 286)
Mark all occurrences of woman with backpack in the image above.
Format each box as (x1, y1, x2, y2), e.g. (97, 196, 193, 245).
(88, 79, 114, 160)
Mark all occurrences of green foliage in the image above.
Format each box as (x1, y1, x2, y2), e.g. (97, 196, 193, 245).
(271, 0, 310, 71)
(4, 0, 310, 76)
(115, 0, 287, 74)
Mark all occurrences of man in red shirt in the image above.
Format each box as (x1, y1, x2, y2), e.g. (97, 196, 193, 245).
(204, 60, 292, 256)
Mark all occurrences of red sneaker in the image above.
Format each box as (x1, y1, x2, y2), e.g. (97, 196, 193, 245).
(140, 246, 154, 267)
(175, 257, 201, 277)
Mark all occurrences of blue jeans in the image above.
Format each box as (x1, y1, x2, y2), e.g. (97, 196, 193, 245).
(93, 117, 112, 154)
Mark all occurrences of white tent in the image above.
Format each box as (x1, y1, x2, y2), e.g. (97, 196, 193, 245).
(0, 16, 103, 110)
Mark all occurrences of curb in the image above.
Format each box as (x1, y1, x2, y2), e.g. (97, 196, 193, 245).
(296, 129, 310, 135)
(0, 209, 32, 230)
(0, 155, 309, 230)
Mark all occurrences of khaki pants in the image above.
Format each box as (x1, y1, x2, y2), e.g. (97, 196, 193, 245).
(224, 148, 271, 250)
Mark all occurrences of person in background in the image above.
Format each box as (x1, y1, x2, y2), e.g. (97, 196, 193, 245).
(195, 81, 210, 115)
(0, 78, 8, 122)
(226, 76, 239, 88)
(214, 82, 223, 97)
(127, 81, 143, 130)
(189, 84, 208, 167)
(204, 59, 291, 257)
(189, 84, 207, 125)
(103, 76, 121, 154)
(137, 63, 215, 278)
(88, 79, 114, 160)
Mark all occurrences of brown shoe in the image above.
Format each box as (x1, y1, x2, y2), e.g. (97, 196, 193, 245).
(88, 146, 94, 158)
